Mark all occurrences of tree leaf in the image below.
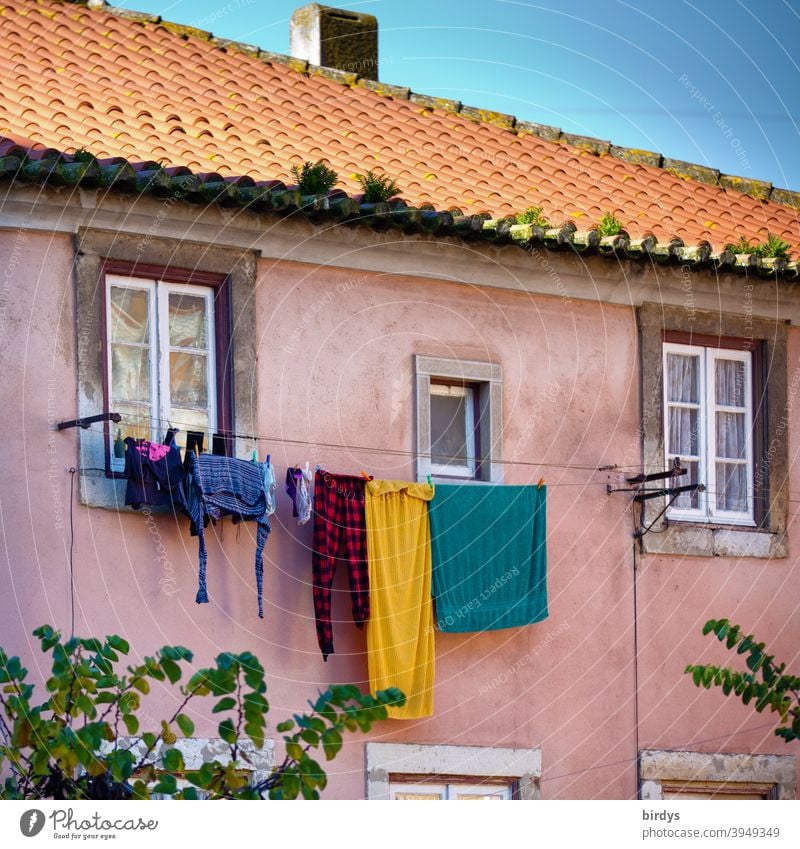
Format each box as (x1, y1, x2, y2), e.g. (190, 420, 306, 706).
(162, 747, 185, 773)
(176, 713, 195, 737)
(218, 718, 237, 745)
(212, 697, 237, 714)
(123, 714, 139, 736)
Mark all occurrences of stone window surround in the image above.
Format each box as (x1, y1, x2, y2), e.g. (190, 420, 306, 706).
(108, 736, 275, 788)
(414, 355, 503, 484)
(73, 228, 258, 509)
(640, 750, 796, 800)
(638, 302, 788, 559)
(365, 742, 541, 800)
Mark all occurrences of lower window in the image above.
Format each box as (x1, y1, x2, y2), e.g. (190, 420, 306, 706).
(366, 742, 541, 800)
(640, 750, 796, 800)
(392, 779, 513, 800)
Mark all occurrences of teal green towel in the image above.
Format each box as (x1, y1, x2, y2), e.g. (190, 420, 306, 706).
(429, 484, 547, 632)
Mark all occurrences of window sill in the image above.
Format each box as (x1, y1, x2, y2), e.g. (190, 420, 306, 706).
(641, 521, 787, 559)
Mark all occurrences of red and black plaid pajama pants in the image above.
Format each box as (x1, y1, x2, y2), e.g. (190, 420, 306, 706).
(312, 471, 370, 660)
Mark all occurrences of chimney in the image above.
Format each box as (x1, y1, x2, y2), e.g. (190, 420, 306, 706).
(290, 3, 379, 80)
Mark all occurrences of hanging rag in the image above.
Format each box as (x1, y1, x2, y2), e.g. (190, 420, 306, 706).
(123, 436, 185, 511)
(429, 484, 547, 633)
(365, 478, 435, 719)
(285, 466, 313, 524)
(187, 453, 270, 617)
(262, 460, 277, 516)
(311, 470, 370, 660)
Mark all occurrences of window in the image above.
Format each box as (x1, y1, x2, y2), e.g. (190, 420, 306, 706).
(391, 780, 513, 800)
(106, 274, 219, 472)
(366, 743, 541, 800)
(74, 231, 257, 511)
(638, 304, 788, 559)
(663, 342, 753, 524)
(429, 382, 479, 478)
(415, 356, 502, 483)
(640, 750, 796, 800)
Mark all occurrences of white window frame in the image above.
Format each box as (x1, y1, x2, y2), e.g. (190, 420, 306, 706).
(429, 382, 477, 479)
(391, 780, 513, 800)
(415, 356, 503, 484)
(106, 274, 217, 472)
(663, 342, 753, 525)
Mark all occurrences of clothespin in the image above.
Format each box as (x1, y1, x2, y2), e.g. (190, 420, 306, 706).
(304, 461, 310, 476)
(426, 474, 433, 487)
(251, 449, 258, 463)
(537, 478, 545, 489)
(266, 454, 271, 466)
(360, 470, 370, 481)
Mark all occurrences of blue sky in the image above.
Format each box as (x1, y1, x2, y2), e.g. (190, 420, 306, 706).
(119, 0, 800, 190)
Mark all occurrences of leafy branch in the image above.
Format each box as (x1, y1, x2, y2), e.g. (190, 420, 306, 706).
(0, 625, 402, 800)
(686, 618, 800, 742)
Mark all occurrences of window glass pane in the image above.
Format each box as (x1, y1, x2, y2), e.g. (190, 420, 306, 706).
(716, 411, 746, 459)
(671, 459, 699, 509)
(110, 287, 149, 343)
(113, 402, 152, 442)
(111, 344, 150, 402)
(169, 407, 209, 442)
(431, 393, 469, 466)
(667, 407, 699, 455)
(666, 353, 699, 403)
(716, 359, 745, 407)
(394, 793, 443, 800)
(169, 293, 207, 348)
(170, 352, 209, 408)
(453, 792, 508, 800)
(716, 463, 748, 512)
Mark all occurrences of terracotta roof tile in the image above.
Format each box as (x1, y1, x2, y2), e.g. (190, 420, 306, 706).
(1, 0, 800, 254)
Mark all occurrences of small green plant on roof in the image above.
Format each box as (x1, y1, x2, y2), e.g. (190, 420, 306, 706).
(725, 232, 792, 260)
(685, 618, 799, 743)
(515, 205, 550, 229)
(0, 625, 404, 800)
(71, 148, 95, 163)
(355, 169, 401, 203)
(598, 211, 623, 236)
(290, 159, 339, 195)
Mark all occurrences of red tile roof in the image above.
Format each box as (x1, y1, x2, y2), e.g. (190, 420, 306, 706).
(2, 0, 800, 253)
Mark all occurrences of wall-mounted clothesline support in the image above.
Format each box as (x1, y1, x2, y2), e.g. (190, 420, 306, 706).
(606, 457, 704, 540)
(56, 411, 121, 431)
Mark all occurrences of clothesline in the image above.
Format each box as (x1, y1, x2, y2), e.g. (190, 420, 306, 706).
(72, 415, 637, 473)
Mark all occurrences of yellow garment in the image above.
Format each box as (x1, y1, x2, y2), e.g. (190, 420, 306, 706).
(365, 479, 435, 719)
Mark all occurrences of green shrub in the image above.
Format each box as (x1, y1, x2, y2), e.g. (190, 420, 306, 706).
(356, 169, 401, 203)
(290, 159, 339, 195)
(515, 205, 550, 228)
(0, 625, 403, 800)
(598, 211, 623, 236)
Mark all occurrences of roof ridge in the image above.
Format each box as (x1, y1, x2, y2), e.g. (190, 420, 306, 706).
(49, 0, 800, 212)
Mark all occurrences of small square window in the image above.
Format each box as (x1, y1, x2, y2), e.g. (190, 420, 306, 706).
(429, 382, 478, 478)
(415, 356, 502, 483)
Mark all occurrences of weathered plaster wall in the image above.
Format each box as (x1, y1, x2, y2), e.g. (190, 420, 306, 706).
(0, 222, 797, 800)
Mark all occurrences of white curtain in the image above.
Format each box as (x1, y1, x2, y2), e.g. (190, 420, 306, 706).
(666, 353, 700, 508)
(715, 359, 746, 512)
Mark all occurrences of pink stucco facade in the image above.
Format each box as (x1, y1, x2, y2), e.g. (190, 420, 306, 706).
(0, 210, 797, 799)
